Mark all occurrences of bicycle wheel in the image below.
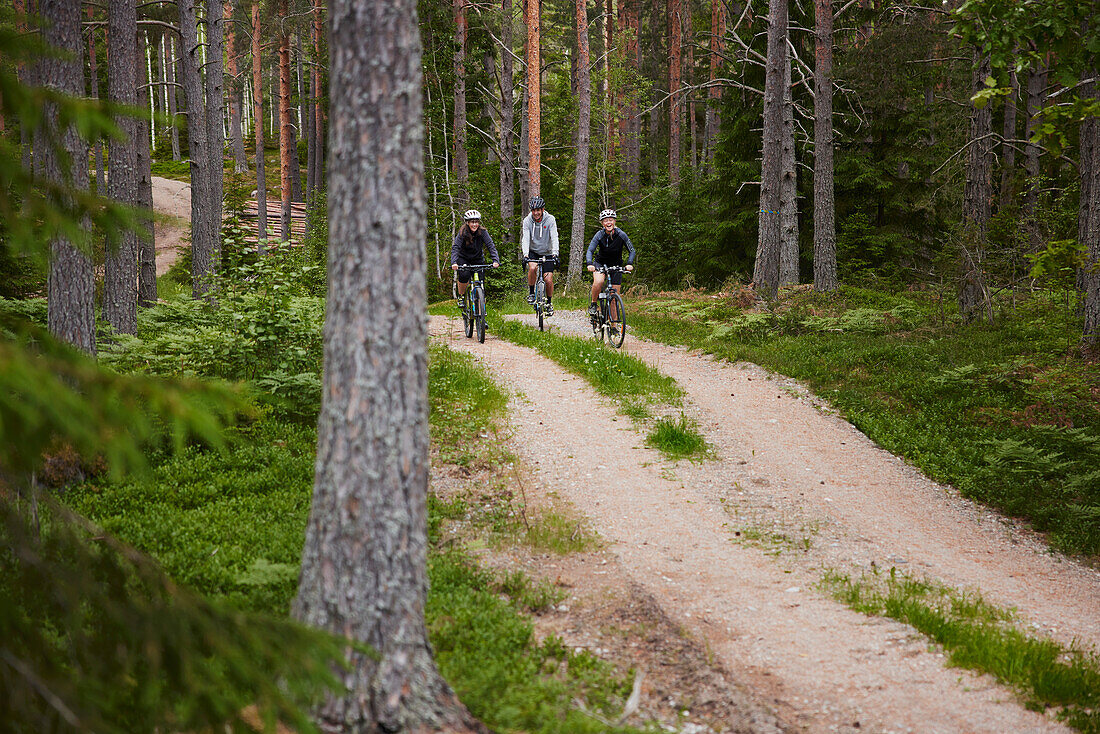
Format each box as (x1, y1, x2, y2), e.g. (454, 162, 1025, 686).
(607, 292, 626, 348)
(476, 287, 487, 343)
(463, 297, 474, 338)
(535, 278, 545, 331)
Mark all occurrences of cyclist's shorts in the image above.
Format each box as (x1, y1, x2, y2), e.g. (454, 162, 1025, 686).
(594, 262, 623, 285)
(529, 253, 557, 273)
(456, 259, 485, 284)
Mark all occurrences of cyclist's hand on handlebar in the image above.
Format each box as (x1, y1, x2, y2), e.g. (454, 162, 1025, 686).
(492, 261, 499, 268)
(451, 263, 459, 270)
(626, 264, 634, 272)
(587, 264, 595, 272)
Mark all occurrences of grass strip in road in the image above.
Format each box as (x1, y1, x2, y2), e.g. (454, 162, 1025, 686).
(629, 287, 1100, 556)
(646, 414, 711, 461)
(822, 569, 1100, 732)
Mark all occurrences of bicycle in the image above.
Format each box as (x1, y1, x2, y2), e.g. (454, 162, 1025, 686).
(524, 256, 557, 331)
(590, 264, 629, 348)
(455, 263, 494, 343)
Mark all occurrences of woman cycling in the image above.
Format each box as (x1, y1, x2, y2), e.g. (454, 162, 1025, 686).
(451, 209, 499, 307)
(586, 209, 635, 316)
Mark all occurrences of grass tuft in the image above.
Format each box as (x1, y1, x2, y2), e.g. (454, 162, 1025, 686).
(645, 414, 709, 460)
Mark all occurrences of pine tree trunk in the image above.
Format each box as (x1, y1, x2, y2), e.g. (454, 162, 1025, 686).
(137, 47, 157, 308)
(293, 2, 490, 730)
(604, 0, 614, 158)
(704, 0, 725, 169)
(227, 1, 249, 173)
(252, 0, 267, 249)
(688, 35, 697, 171)
(812, 0, 837, 292)
(105, 0, 140, 334)
(312, 0, 324, 196)
(519, 74, 529, 219)
(168, 35, 181, 161)
(1078, 71, 1100, 346)
(206, 0, 225, 259)
(623, 0, 641, 191)
(1023, 62, 1047, 250)
(499, 0, 516, 250)
(278, 0, 292, 242)
(959, 51, 993, 323)
(999, 68, 1018, 207)
(526, 0, 540, 197)
(779, 50, 798, 286)
(668, 0, 681, 186)
(568, 0, 592, 291)
(453, 0, 469, 207)
(86, 6, 105, 195)
(179, 0, 216, 296)
(15, 0, 32, 172)
(754, 0, 786, 300)
(41, 0, 95, 353)
(290, 33, 304, 201)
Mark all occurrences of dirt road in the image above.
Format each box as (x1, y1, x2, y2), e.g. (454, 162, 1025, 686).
(431, 310, 1100, 733)
(151, 176, 190, 276)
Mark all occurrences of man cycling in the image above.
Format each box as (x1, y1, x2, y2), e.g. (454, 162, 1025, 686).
(586, 208, 635, 317)
(520, 196, 559, 316)
(451, 209, 499, 307)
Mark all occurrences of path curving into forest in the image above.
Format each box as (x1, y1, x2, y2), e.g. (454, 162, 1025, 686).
(151, 176, 191, 276)
(430, 310, 1100, 734)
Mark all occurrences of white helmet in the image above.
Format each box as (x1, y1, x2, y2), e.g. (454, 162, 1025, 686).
(463, 209, 481, 221)
(598, 208, 617, 221)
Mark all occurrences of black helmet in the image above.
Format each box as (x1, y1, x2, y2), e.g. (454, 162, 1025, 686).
(529, 196, 545, 210)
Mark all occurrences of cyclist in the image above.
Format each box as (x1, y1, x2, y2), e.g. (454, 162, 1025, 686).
(520, 196, 560, 316)
(451, 209, 499, 307)
(586, 208, 635, 317)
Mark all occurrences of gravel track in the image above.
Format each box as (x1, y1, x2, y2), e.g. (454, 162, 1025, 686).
(430, 309, 1100, 734)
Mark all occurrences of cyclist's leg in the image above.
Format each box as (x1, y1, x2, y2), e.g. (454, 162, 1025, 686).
(590, 271, 604, 310)
(542, 258, 555, 301)
(456, 266, 473, 302)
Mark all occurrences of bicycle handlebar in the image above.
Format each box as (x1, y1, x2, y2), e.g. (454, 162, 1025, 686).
(454, 263, 497, 270)
(592, 264, 631, 273)
(523, 256, 558, 263)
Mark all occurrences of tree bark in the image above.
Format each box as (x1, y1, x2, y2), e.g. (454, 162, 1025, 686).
(227, 1, 249, 173)
(252, 1, 267, 249)
(604, 0, 614, 157)
(293, 1, 489, 731)
(41, 0, 95, 353)
(312, 0, 324, 196)
(959, 50, 993, 322)
(499, 0, 516, 250)
(526, 0, 540, 196)
(290, 33, 304, 201)
(687, 29, 697, 171)
(206, 0, 225, 256)
(668, 0, 681, 186)
(179, 0, 215, 295)
(812, 0, 837, 291)
(998, 68, 1018, 207)
(568, 0, 592, 291)
(623, 0, 641, 191)
(753, 0, 787, 300)
(519, 70, 529, 219)
(1023, 61, 1047, 250)
(779, 48, 798, 286)
(105, 0, 140, 334)
(87, 6, 105, 195)
(703, 0, 725, 169)
(1079, 70, 1100, 346)
(137, 42, 157, 308)
(278, 0, 292, 242)
(453, 0, 469, 208)
(168, 34, 181, 161)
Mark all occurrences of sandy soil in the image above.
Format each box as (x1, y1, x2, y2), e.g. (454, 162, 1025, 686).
(151, 176, 190, 276)
(430, 309, 1100, 734)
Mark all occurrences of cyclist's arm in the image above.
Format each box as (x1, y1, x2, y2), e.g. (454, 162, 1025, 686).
(483, 230, 500, 264)
(550, 215, 560, 257)
(450, 235, 461, 265)
(586, 232, 600, 265)
(621, 229, 636, 265)
(520, 215, 530, 259)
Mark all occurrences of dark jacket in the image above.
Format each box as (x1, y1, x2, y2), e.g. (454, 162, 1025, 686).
(586, 227, 636, 266)
(451, 226, 500, 265)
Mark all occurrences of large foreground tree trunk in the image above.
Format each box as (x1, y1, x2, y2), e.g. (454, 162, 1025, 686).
(41, 0, 94, 353)
(104, 0, 140, 334)
(958, 51, 993, 323)
(293, 1, 489, 731)
(567, 0, 592, 291)
(812, 0, 837, 291)
(753, 0, 787, 300)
